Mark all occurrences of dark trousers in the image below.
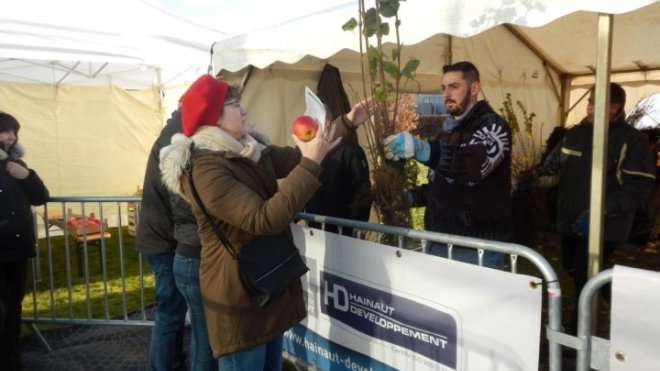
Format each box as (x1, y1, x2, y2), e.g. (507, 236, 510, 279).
(0, 259, 29, 371)
(561, 236, 616, 329)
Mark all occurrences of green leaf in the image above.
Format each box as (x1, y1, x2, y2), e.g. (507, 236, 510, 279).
(364, 8, 380, 37)
(367, 46, 379, 73)
(342, 18, 358, 31)
(391, 48, 400, 61)
(402, 59, 420, 79)
(379, 23, 390, 36)
(374, 87, 387, 102)
(383, 61, 400, 79)
(378, 0, 400, 18)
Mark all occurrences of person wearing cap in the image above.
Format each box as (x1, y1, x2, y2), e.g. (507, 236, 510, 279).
(536, 82, 656, 333)
(0, 111, 49, 371)
(159, 74, 370, 369)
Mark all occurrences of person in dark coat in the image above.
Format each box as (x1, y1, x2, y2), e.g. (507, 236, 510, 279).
(305, 105, 372, 236)
(166, 111, 216, 371)
(0, 111, 49, 371)
(135, 111, 188, 371)
(537, 83, 656, 331)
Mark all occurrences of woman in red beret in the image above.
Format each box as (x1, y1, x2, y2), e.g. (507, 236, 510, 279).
(159, 74, 370, 370)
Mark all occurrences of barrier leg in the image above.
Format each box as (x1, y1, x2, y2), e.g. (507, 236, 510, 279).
(28, 323, 52, 352)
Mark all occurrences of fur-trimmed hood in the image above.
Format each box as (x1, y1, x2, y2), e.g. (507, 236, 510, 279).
(159, 128, 271, 197)
(0, 143, 25, 162)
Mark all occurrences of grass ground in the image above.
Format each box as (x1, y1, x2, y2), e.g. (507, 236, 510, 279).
(22, 226, 154, 334)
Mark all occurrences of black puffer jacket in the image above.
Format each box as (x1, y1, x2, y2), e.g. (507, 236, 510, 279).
(0, 144, 49, 262)
(136, 110, 200, 256)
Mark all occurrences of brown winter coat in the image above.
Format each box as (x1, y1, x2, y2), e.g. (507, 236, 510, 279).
(183, 146, 321, 357)
(159, 117, 355, 358)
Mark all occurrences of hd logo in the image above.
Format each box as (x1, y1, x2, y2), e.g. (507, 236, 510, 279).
(321, 272, 458, 369)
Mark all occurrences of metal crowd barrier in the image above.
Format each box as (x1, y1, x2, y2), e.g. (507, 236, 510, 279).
(576, 269, 613, 371)
(26, 196, 148, 351)
(27, 198, 568, 370)
(296, 212, 564, 371)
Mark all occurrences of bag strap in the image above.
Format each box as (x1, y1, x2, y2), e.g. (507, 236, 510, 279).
(185, 142, 239, 259)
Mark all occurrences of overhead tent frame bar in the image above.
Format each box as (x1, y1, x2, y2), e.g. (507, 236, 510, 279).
(0, 58, 107, 85)
(0, 59, 175, 88)
(502, 20, 660, 125)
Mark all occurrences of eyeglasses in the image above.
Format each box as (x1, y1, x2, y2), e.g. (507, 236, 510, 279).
(224, 100, 241, 108)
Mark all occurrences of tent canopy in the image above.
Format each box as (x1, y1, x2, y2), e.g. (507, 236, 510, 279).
(0, 0, 228, 197)
(211, 0, 660, 142)
(1, 0, 228, 89)
(213, 0, 659, 77)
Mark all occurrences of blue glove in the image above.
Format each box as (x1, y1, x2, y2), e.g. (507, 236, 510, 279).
(383, 132, 430, 161)
(572, 210, 589, 237)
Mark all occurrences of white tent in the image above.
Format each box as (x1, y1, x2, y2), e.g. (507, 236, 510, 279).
(0, 0, 228, 196)
(211, 0, 660, 146)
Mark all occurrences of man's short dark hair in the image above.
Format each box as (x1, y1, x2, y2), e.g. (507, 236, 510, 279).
(610, 82, 626, 107)
(442, 61, 480, 84)
(590, 82, 626, 107)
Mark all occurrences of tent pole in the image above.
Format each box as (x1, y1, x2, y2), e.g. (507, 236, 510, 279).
(446, 35, 453, 65)
(559, 75, 572, 126)
(584, 12, 613, 354)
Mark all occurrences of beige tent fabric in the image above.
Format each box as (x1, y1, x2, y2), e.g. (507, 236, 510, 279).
(567, 81, 660, 126)
(0, 81, 163, 196)
(222, 24, 560, 164)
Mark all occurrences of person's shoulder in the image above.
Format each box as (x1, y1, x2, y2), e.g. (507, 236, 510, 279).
(565, 122, 588, 134)
(624, 124, 653, 143)
(474, 101, 507, 126)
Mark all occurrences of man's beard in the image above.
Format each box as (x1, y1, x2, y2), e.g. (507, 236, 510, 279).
(446, 92, 471, 117)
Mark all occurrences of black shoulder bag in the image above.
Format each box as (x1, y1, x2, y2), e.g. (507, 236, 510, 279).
(185, 144, 309, 308)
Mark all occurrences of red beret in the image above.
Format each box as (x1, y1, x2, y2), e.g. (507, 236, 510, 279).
(181, 75, 229, 136)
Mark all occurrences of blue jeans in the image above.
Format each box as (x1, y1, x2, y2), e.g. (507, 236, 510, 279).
(174, 254, 215, 371)
(218, 336, 283, 371)
(427, 241, 505, 269)
(147, 254, 188, 371)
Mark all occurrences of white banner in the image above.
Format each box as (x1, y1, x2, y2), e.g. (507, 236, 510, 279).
(284, 224, 542, 371)
(610, 265, 660, 370)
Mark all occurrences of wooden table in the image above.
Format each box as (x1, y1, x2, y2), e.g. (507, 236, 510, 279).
(42, 211, 111, 276)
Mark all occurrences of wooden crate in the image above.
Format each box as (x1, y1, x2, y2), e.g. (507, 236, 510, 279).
(127, 202, 140, 237)
(65, 214, 104, 236)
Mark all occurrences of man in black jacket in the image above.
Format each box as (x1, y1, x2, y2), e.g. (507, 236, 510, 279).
(383, 61, 512, 268)
(0, 111, 49, 371)
(537, 83, 656, 330)
(137, 109, 214, 370)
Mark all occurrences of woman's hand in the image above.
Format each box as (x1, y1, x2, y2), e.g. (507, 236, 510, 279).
(293, 121, 341, 165)
(6, 161, 30, 180)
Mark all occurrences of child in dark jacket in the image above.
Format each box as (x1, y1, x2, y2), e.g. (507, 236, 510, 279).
(0, 111, 49, 371)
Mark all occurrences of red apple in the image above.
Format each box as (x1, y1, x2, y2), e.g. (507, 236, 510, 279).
(291, 115, 319, 142)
